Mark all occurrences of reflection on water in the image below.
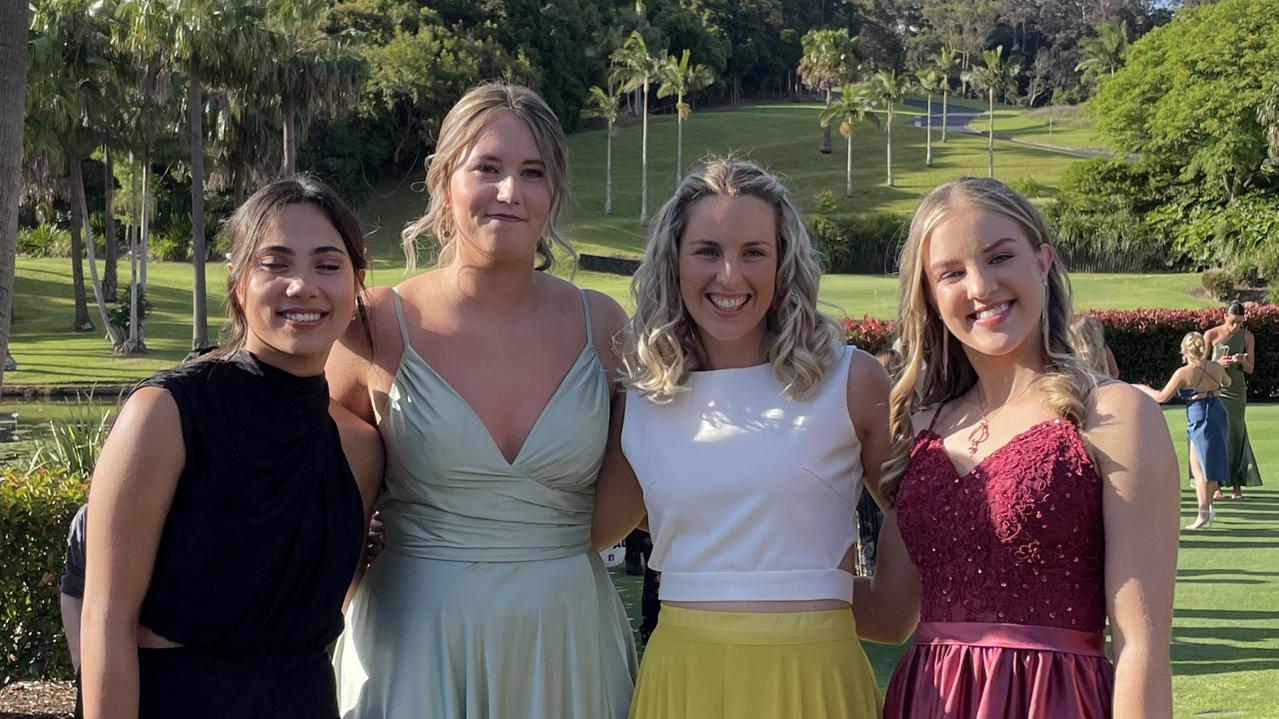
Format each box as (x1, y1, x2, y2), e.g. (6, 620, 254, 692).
(0, 399, 119, 466)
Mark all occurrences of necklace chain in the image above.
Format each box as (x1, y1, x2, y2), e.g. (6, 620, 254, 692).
(966, 377, 1040, 456)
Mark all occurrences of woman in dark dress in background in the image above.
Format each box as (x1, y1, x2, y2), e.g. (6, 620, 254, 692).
(80, 176, 384, 719)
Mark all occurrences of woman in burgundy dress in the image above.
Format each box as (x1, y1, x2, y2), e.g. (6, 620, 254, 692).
(853, 177, 1178, 718)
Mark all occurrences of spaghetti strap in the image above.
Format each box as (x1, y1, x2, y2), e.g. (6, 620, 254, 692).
(926, 402, 948, 434)
(579, 290, 593, 345)
(389, 287, 411, 346)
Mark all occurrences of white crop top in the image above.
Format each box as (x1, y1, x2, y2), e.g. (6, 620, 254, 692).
(622, 345, 864, 603)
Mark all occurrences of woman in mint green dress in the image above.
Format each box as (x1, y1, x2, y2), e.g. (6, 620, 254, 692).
(1205, 302, 1263, 499)
(325, 83, 636, 718)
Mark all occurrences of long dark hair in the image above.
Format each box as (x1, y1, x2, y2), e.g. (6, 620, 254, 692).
(204, 174, 370, 361)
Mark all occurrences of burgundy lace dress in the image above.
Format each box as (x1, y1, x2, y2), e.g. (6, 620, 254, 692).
(883, 417, 1113, 719)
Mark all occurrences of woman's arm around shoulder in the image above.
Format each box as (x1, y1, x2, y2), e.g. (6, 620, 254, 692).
(584, 289, 629, 386)
(81, 387, 186, 719)
(847, 348, 921, 644)
(327, 285, 402, 425)
(1084, 382, 1178, 719)
(330, 400, 385, 606)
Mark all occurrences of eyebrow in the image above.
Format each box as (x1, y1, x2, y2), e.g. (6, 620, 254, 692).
(928, 236, 1019, 273)
(476, 154, 546, 167)
(260, 245, 349, 256)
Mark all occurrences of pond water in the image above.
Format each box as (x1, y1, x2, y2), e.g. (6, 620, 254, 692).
(0, 397, 121, 466)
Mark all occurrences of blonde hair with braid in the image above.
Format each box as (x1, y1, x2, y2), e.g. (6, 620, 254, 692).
(623, 158, 842, 403)
(882, 177, 1097, 503)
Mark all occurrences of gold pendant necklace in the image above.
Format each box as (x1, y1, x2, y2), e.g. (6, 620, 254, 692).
(966, 377, 1040, 456)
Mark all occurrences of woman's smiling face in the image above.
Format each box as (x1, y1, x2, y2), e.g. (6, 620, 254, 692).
(924, 202, 1053, 362)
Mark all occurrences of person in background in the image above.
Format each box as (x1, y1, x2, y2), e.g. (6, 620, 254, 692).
(60, 504, 88, 719)
(80, 176, 384, 719)
(1069, 314, 1119, 378)
(1135, 331, 1230, 530)
(1205, 301, 1263, 499)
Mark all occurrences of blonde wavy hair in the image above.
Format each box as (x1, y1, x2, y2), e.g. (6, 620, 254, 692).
(882, 177, 1097, 502)
(623, 158, 843, 403)
(401, 82, 574, 272)
(1181, 331, 1207, 362)
(1068, 314, 1109, 376)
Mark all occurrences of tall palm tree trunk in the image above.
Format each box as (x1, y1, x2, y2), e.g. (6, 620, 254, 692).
(75, 156, 121, 347)
(820, 87, 833, 154)
(925, 92, 934, 167)
(282, 103, 297, 175)
(886, 108, 895, 187)
(68, 150, 94, 331)
(604, 120, 613, 215)
(845, 132, 853, 198)
(675, 115, 683, 183)
(987, 90, 995, 177)
(0, 1, 27, 389)
(103, 147, 117, 300)
(941, 90, 949, 143)
(640, 82, 649, 227)
(188, 54, 209, 349)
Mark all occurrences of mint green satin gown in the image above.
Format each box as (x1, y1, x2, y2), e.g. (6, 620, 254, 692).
(334, 289, 637, 718)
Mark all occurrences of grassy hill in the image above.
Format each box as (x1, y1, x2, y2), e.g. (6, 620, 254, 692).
(360, 99, 1085, 261)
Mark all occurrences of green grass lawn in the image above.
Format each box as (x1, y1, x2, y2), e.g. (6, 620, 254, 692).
(608, 403, 1279, 718)
(968, 104, 1107, 153)
(6, 256, 1217, 386)
(362, 100, 1084, 260)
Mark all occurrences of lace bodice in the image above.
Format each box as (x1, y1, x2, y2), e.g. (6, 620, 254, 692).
(895, 418, 1107, 633)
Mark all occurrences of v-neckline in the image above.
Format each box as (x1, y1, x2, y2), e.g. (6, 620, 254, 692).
(398, 340, 596, 467)
(916, 418, 1064, 480)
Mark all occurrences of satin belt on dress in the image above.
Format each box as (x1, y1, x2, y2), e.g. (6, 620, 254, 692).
(913, 621, 1108, 657)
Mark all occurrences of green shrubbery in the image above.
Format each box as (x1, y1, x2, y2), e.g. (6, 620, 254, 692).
(806, 211, 908, 274)
(16, 224, 72, 258)
(843, 305, 1279, 399)
(1, 466, 87, 684)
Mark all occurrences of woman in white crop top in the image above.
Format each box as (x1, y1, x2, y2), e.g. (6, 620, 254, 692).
(591, 158, 907, 718)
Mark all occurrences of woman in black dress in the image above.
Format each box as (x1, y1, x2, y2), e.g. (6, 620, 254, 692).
(80, 176, 384, 718)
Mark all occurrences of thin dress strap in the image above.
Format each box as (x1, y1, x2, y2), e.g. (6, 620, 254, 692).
(578, 289, 593, 345)
(926, 401, 949, 434)
(388, 287, 411, 347)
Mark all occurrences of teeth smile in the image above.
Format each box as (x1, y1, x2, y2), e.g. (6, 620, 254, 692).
(283, 312, 323, 322)
(709, 295, 747, 310)
(973, 303, 1010, 321)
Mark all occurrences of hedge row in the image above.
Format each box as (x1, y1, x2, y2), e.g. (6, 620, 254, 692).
(842, 304, 1279, 400)
(1, 467, 86, 684)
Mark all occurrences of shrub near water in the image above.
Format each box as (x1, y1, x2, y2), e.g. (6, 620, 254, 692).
(1, 466, 86, 684)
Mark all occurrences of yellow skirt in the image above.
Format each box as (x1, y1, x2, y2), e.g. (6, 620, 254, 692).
(629, 606, 882, 719)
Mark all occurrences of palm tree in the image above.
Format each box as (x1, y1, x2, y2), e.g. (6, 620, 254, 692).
(871, 70, 912, 188)
(967, 46, 1021, 178)
(1075, 21, 1129, 89)
(119, 0, 269, 349)
(611, 31, 662, 227)
(26, 0, 116, 334)
(657, 49, 714, 182)
(582, 85, 621, 215)
(915, 67, 944, 167)
(818, 84, 879, 198)
(935, 48, 959, 143)
(266, 0, 365, 175)
(797, 29, 858, 154)
(0, 0, 29, 388)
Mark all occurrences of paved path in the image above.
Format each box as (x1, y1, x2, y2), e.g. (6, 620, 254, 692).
(901, 98, 1121, 160)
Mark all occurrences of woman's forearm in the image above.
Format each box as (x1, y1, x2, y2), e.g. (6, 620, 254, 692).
(1112, 642, 1173, 719)
(81, 614, 140, 719)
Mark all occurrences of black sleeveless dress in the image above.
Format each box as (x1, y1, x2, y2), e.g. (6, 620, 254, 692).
(130, 351, 363, 718)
